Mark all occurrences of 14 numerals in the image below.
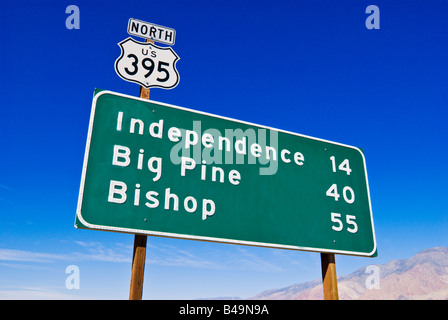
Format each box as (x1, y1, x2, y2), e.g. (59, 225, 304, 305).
(330, 156, 351, 175)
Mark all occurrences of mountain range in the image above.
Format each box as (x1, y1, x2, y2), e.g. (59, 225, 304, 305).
(248, 246, 448, 300)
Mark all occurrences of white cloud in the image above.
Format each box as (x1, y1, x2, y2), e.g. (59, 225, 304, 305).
(148, 243, 222, 269)
(147, 242, 290, 273)
(0, 184, 14, 191)
(0, 249, 69, 263)
(0, 286, 83, 300)
(71, 241, 131, 263)
(0, 241, 132, 266)
(0, 241, 289, 273)
(232, 247, 285, 272)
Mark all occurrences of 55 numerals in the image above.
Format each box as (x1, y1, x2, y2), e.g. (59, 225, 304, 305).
(330, 213, 358, 233)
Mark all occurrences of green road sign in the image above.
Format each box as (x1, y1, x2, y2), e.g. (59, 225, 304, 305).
(76, 89, 376, 256)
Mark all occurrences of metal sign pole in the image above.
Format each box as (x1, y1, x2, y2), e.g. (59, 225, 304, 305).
(129, 40, 152, 300)
(321, 253, 339, 300)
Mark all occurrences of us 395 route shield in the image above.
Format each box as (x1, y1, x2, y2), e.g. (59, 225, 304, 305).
(115, 37, 180, 89)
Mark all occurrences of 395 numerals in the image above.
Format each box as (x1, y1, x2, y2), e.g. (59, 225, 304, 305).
(124, 54, 170, 82)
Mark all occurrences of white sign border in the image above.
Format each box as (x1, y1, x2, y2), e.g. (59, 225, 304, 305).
(76, 90, 377, 257)
(127, 18, 176, 46)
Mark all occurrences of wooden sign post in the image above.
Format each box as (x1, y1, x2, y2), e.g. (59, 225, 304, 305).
(112, 18, 179, 299)
(321, 253, 339, 300)
(129, 234, 148, 300)
(129, 41, 152, 300)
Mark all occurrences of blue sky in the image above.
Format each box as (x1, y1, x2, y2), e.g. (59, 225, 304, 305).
(0, 0, 447, 299)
